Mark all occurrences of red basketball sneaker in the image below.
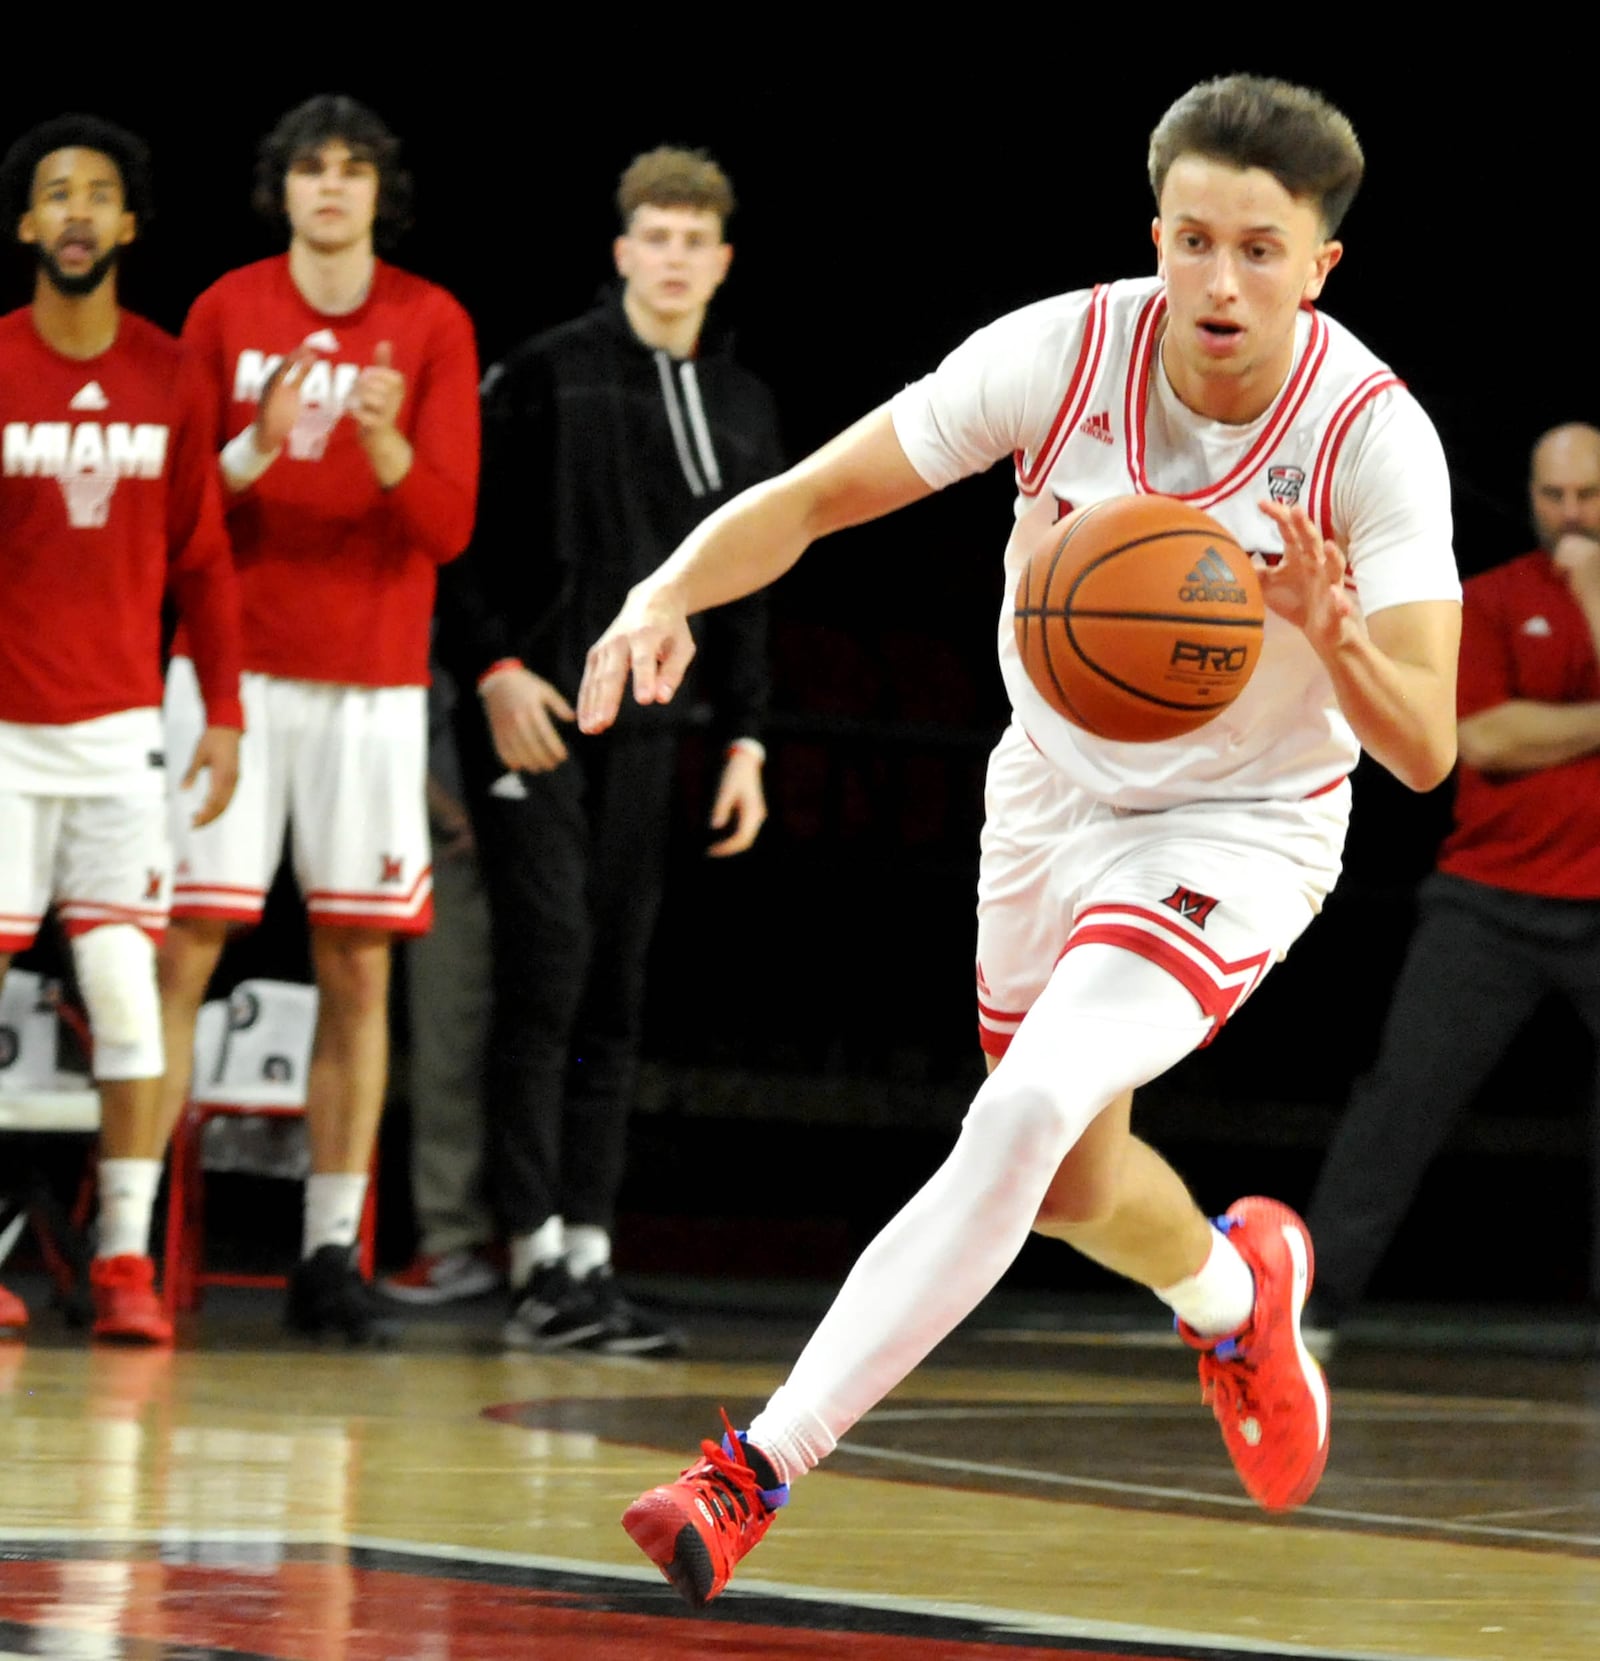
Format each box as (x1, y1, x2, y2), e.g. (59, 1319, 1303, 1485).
(90, 1255, 173, 1345)
(1178, 1196, 1329, 1512)
(0, 1280, 26, 1335)
(622, 1409, 789, 1609)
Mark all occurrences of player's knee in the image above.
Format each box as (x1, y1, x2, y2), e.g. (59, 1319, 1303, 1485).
(157, 917, 228, 998)
(313, 931, 392, 1016)
(1035, 1161, 1121, 1230)
(73, 924, 163, 1081)
(962, 1072, 1083, 1181)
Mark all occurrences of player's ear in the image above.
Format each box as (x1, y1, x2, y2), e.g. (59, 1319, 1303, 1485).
(712, 240, 733, 287)
(613, 234, 631, 279)
(117, 210, 136, 248)
(1303, 239, 1342, 302)
(1150, 217, 1165, 275)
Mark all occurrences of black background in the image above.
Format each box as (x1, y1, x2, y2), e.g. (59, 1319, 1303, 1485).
(9, 45, 1598, 1300)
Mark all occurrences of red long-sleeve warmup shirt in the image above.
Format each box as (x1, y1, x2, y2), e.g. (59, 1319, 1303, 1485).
(0, 306, 242, 793)
(179, 256, 480, 686)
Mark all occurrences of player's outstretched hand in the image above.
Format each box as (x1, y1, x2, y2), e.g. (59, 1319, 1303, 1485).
(479, 666, 575, 774)
(707, 746, 767, 857)
(577, 585, 695, 735)
(255, 343, 319, 453)
(1257, 500, 1358, 654)
(184, 726, 241, 828)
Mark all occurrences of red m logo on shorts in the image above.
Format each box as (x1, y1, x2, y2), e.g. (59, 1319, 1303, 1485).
(378, 854, 404, 885)
(1160, 884, 1218, 928)
(144, 869, 162, 902)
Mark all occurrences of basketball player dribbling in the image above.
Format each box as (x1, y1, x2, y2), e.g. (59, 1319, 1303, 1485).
(579, 75, 1464, 1608)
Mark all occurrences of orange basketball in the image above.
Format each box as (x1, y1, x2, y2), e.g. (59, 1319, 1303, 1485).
(1012, 495, 1265, 743)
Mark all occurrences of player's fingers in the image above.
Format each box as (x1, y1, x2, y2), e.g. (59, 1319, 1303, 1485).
(577, 638, 629, 732)
(528, 707, 569, 768)
(374, 340, 393, 368)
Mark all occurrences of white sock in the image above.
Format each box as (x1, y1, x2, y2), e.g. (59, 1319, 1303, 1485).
(302, 1173, 367, 1256)
(1155, 1226, 1256, 1336)
(510, 1216, 564, 1289)
(740, 945, 1207, 1482)
(96, 1158, 161, 1259)
(564, 1225, 610, 1280)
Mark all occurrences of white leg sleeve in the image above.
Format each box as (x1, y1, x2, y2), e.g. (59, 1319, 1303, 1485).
(747, 945, 1211, 1480)
(72, 924, 164, 1082)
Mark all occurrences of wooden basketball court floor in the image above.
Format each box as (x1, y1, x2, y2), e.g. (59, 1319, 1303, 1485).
(1, 1280, 1596, 1661)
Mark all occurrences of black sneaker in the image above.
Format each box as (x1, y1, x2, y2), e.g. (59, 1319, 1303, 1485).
(502, 1261, 607, 1351)
(285, 1245, 399, 1345)
(579, 1266, 686, 1357)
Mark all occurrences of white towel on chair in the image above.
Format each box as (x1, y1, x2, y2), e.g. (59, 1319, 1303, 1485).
(191, 979, 318, 1108)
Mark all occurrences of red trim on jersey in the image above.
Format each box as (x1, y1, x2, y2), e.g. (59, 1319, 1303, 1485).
(59, 915, 167, 946)
(302, 866, 432, 910)
(978, 1022, 1012, 1059)
(1015, 285, 1110, 498)
(1064, 901, 1272, 1045)
(1124, 298, 1331, 509)
(57, 900, 166, 925)
(305, 896, 434, 936)
(168, 902, 265, 923)
(1303, 773, 1349, 801)
(1308, 372, 1404, 539)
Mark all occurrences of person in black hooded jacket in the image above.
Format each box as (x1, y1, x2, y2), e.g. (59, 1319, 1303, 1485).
(437, 145, 781, 1354)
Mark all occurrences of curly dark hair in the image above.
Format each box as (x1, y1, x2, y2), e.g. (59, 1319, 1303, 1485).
(0, 112, 153, 232)
(251, 94, 413, 249)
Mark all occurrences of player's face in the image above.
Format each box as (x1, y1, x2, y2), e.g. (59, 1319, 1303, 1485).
(283, 140, 379, 254)
(1530, 433, 1600, 549)
(18, 147, 135, 297)
(614, 206, 732, 323)
(1152, 157, 1341, 418)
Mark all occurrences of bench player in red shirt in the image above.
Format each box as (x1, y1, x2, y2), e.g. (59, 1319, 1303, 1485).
(0, 116, 242, 1344)
(154, 96, 480, 1342)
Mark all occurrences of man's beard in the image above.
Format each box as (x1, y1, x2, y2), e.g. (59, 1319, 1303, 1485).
(37, 244, 119, 298)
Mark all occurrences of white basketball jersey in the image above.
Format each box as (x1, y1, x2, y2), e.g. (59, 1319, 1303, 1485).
(890, 275, 1459, 808)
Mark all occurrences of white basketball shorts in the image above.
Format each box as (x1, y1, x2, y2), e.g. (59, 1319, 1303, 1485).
(165, 658, 432, 936)
(976, 722, 1350, 1059)
(0, 788, 170, 953)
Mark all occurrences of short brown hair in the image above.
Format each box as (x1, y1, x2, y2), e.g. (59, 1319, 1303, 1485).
(616, 146, 734, 230)
(1148, 76, 1364, 235)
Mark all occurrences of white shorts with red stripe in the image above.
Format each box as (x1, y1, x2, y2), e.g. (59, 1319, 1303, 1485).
(976, 722, 1349, 1059)
(165, 658, 432, 936)
(0, 788, 170, 953)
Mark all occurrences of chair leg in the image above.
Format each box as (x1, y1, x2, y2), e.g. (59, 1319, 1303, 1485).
(162, 1112, 187, 1319)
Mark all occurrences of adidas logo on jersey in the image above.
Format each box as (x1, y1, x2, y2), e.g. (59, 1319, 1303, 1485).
(69, 381, 109, 411)
(1078, 410, 1114, 446)
(1520, 615, 1553, 637)
(1179, 547, 1249, 604)
(304, 329, 340, 353)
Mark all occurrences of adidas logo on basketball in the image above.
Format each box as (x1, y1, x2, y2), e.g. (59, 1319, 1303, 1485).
(1078, 411, 1113, 445)
(1179, 547, 1249, 604)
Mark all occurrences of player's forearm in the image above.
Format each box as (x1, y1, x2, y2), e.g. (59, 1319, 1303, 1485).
(644, 473, 818, 618)
(645, 409, 930, 618)
(1457, 700, 1600, 773)
(1323, 630, 1458, 791)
